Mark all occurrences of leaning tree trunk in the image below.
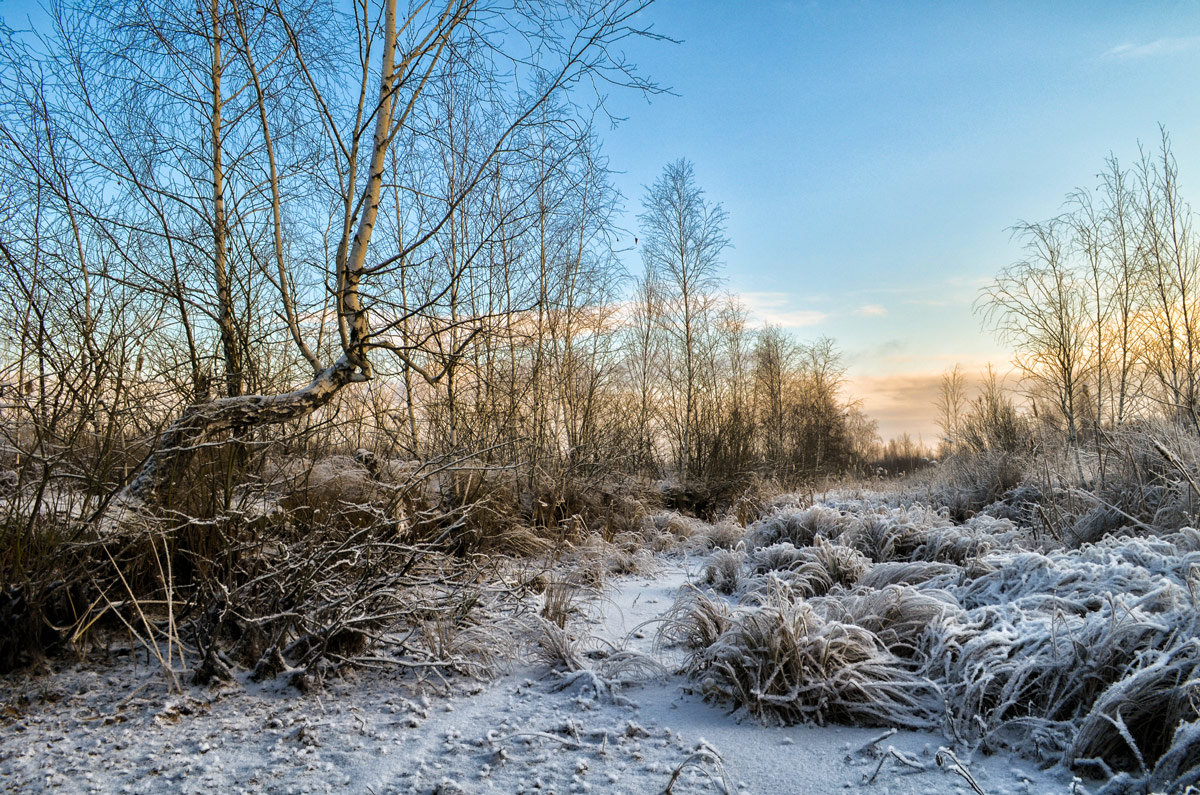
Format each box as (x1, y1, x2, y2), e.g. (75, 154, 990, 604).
(122, 356, 367, 502)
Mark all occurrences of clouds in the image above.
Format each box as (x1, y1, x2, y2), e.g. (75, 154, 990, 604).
(740, 292, 896, 329)
(847, 371, 946, 443)
(740, 291, 828, 328)
(847, 363, 1016, 443)
(1104, 36, 1200, 59)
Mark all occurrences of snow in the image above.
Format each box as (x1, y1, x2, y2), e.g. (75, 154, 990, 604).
(1, 551, 1077, 794)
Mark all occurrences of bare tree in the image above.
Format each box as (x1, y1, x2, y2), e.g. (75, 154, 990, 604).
(638, 158, 729, 481)
(934, 363, 968, 454)
(0, 0, 662, 503)
(624, 260, 665, 476)
(1097, 153, 1144, 426)
(753, 324, 795, 473)
(982, 217, 1090, 451)
(1136, 129, 1200, 429)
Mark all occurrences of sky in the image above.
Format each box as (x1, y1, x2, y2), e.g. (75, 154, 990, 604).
(598, 0, 1200, 443)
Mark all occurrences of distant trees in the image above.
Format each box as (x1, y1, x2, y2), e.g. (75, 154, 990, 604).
(627, 160, 872, 485)
(935, 363, 968, 454)
(638, 158, 730, 480)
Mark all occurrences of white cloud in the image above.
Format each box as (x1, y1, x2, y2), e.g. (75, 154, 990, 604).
(1104, 36, 1200, 59)
(740, 291, 793, 308)
(740, 291, 828, 328)
(856, 304, 887, 317)
(763, 309, 829, 327)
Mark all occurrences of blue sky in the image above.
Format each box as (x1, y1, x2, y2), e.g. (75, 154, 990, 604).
(601, 0, 1200, 440)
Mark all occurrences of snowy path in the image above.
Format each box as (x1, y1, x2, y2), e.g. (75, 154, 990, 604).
(1, 556, 1077, 794)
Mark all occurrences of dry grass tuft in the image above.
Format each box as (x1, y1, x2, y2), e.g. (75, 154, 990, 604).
(532, 615, 587, 672)
(813, 584, 962, 660)
(701, 549, 746, 595)
(740, 538, 869, 599)
(643, 511, 705, 552)
(678, 488, 1200, 788)
(1070, 640, 1200, 775)
(691, 519, 746, 551)
(658, 586, 734, 653)
(540, 579, 584, 629)
(745, 505, 851, 550)
(806, 536, 871, 589)
(684, 586, 942, 728)
(856, 561, 962, 590)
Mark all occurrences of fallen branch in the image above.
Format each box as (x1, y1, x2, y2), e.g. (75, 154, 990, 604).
(867, 745, 927, 784)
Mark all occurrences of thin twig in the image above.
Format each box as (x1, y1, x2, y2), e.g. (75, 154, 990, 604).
(936, 748, 986, 795)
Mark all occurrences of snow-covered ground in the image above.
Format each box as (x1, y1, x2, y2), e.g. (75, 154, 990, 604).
(2, 554, 1077, 794)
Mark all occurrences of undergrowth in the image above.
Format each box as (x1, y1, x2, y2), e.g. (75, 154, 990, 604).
(0, 444, 670, 690)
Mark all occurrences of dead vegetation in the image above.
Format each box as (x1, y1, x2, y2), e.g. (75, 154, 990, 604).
(0, 431, 684, 692)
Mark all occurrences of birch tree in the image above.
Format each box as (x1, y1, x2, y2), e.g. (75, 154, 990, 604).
(983, 218, 1091, 447)
(638, 158, 729, 481)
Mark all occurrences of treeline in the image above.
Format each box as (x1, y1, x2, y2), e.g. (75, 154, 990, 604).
(0, 0, 873, 522)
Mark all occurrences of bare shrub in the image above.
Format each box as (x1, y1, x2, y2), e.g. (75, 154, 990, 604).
(662, 478, 763, 523)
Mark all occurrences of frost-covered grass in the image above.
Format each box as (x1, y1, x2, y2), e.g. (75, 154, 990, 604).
(2, 553, 1076, 795)
(668, 494, 1200, 793)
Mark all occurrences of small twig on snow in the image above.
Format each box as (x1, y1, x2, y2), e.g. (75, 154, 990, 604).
(867, 746, 928, 784)
(856, 727, 899, 755)
(936, 748, 987, 795)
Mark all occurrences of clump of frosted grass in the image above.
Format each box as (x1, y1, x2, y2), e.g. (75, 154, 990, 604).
(681, 585, 942, 728)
